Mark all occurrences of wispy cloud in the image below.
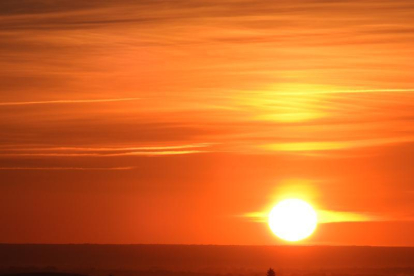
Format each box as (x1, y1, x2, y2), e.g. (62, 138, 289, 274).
(0, 144, 210, 151)
(242, 210, 383, 224)
(260, 136, 414, 153)
(0, 150, 204, 157)
(317, 210, 379, 223)
(0, 166, 134, 170)
(0, 143, 210, 157)
(0, 98, 140, 106)
(257, 88, 414, 96)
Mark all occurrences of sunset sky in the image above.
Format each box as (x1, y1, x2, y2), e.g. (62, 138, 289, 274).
(1, 0, 414, 246)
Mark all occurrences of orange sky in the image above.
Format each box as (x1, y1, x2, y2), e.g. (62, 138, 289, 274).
(1, 0, 414, 245)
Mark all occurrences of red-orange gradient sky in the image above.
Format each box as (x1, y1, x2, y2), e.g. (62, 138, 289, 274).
(1, 0, 414, 246)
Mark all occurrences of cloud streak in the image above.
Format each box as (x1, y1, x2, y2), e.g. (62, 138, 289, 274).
(242, 210, 385, 224)
(260, 136, 414, 153)
(0, 98, 140, 106)
(0, 166, 134, 170)
(0, 144, 210, 157)
(0, 150, 204, 157)
(0, 144, 210, 151)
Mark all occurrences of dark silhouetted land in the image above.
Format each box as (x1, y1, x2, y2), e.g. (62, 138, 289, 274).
(0, 244, 414, 276)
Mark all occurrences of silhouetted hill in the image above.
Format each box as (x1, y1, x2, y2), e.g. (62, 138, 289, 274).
(0, 244, 414, 271)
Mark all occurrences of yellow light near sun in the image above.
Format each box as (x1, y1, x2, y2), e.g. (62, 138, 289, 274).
(268, 199, 317, 242)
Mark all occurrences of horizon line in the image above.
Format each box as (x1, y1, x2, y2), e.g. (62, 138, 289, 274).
(0, 243, 412, 248)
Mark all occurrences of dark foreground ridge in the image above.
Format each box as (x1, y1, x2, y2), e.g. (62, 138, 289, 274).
(0, 244, 414, 271)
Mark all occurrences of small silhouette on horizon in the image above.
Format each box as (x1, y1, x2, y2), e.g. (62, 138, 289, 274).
(267, 268, 276, 276)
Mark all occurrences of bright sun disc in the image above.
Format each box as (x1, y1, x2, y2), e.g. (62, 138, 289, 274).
(268, 198, 317, 242)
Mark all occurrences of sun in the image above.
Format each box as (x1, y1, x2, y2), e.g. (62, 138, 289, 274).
(268, 198, 317, 242)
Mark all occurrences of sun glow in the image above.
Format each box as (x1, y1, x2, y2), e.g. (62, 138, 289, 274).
(268, 198, 318, 242)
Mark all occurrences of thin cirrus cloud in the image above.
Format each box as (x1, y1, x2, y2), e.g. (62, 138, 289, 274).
(0, 166, 134, 170)
(260, 136, 414, 153)
(0, 151, 204, 157)
(0, 144, 210, 157)
(243, 210, 414, 224)
(1, 144, 210, 151)
(242, 210, 382, 224)
(0, 98, 141, 106)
